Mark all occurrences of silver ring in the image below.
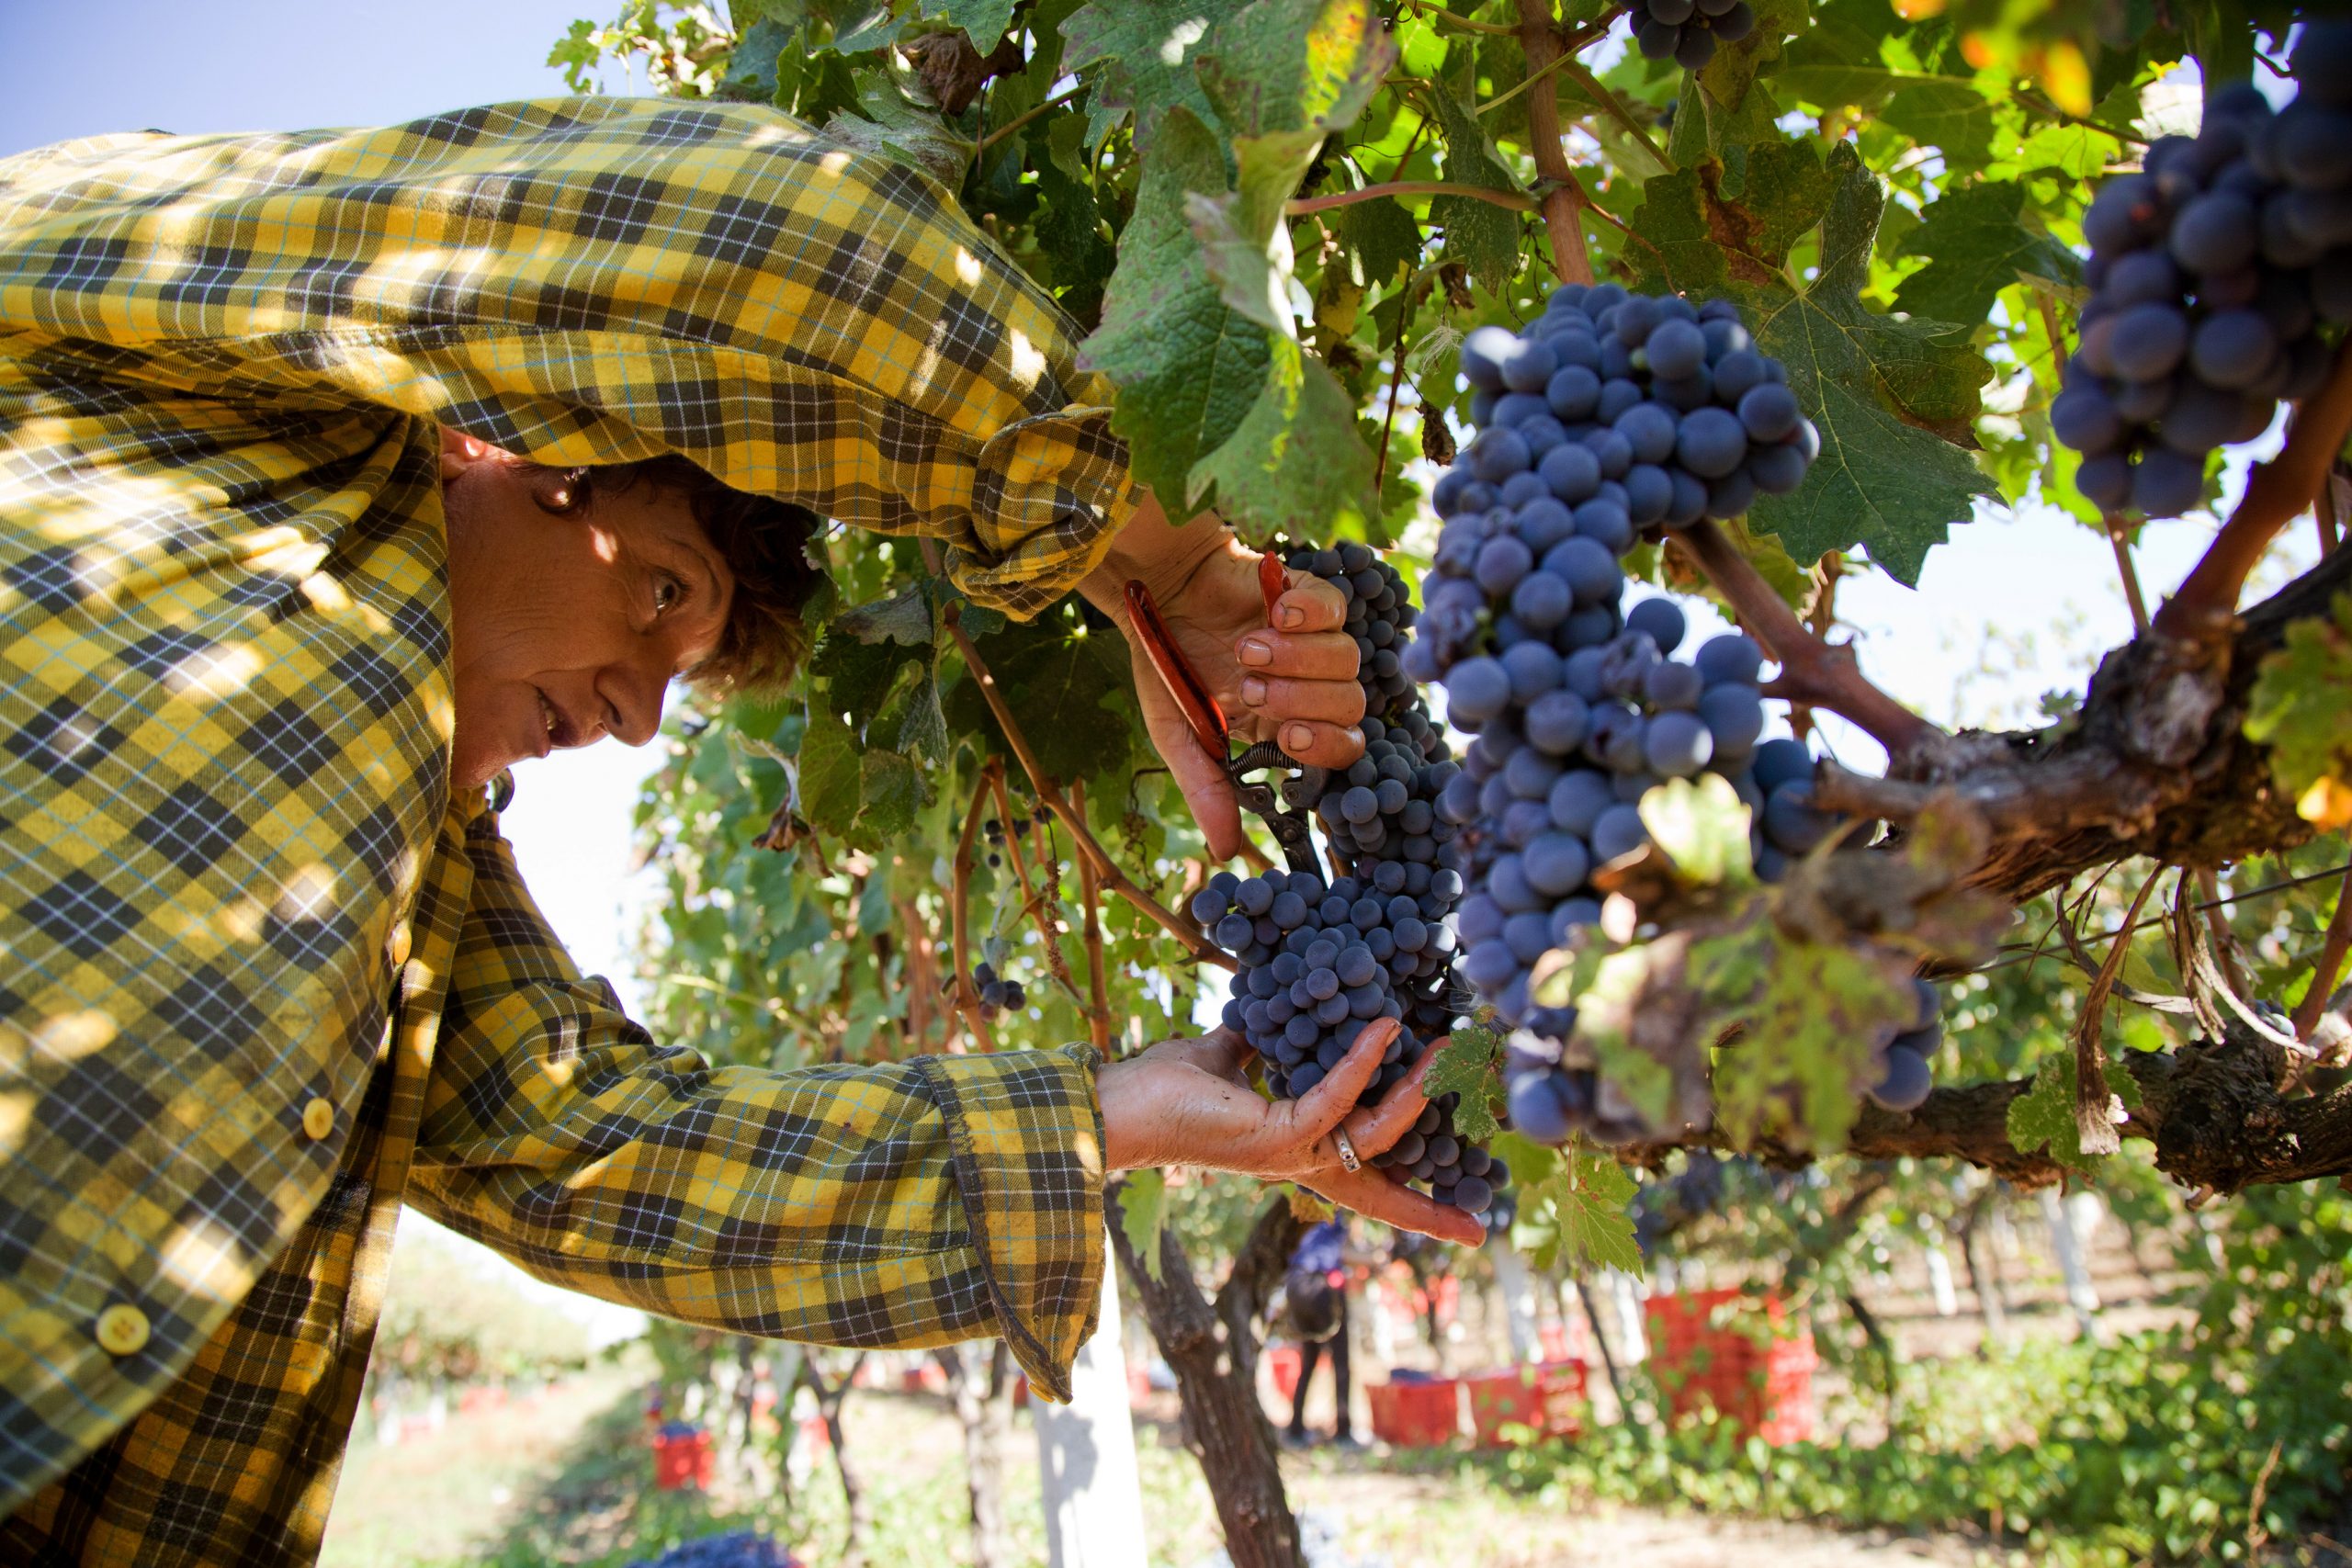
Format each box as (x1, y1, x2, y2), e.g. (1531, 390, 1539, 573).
(1332, 1125, 1361, 1173)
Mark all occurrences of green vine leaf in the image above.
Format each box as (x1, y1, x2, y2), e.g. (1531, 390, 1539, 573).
(943, 617, 1133, 784)
(798, 705, 865, 835)
(2245, 590, 2352, 830)
(1185, 336, 1379, 541)
(1423, 1021, 1506, 1145)
(1115, 1168, 1170, 1281)
(1061, 0, 1240, 150)
(1508, 1135, 1643, 1277)
(2007, 1051, 2143, 1178)
(1080, 105, 1274, 512)
(1427, 68, 1523, 295)
(1894, 179, 2081, 330)
(1745, 142, 1997, 584)
(922, 0, 1017, 46)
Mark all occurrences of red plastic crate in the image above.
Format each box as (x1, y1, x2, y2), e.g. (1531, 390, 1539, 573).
(1464, 1361, 1587, 1446)
(1367, 1377, 1462, 1446)
(652, 1427, 713, 1490)
(1644, 1291, 1815, 1446)
(1264, 1345, 1303, 1402)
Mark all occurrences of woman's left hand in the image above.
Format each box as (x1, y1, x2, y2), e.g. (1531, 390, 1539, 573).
(1081, 494, 1367, 861)
(1094, 1017, 1489, 1247)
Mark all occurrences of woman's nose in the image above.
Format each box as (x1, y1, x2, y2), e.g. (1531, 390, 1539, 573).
(603, 659, 667, 748)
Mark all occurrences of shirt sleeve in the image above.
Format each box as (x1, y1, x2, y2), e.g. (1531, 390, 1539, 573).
(407, 806, 1108, 1401)
(0, 98, 1132, 616)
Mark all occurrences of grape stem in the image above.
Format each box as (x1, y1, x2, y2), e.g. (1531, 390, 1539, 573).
(929, 558, 1238, 971)
(1554, 51, 1673, 174)
(1284, 180, 1535, 218)
(1517, 0, 1595, 288)
(950, 764, 998, 1052)
(2154, 336, 2352, 640)
(987, 764, 1085, 1006)
(1667, 517, 1947, 761)
(1070, 777, 1115, 1055)
(2288, 861, 2352, 1045)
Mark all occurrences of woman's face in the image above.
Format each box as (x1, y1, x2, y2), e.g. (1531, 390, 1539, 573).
(438, 432, 735, 791)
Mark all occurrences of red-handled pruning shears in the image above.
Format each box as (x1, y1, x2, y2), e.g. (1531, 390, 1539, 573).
(1125, 553, 1325, 876)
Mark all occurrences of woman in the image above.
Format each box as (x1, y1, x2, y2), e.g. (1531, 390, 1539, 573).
(0, 96, 1478, 1562)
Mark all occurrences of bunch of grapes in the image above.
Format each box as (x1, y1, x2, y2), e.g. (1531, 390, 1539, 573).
(1621, 0, 1756, 70)
(981, 811, 1031, 869)
(970, 959, 1025, 1018)
(1188, 548, 1516, 1221)
(1282, 541, 1420, 721)
(2054, 22, 2352, 517)
(1411, 283, 1945, 1146)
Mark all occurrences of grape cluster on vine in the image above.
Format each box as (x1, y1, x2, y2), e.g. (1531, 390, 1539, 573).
(2055, 22, 2352, 517)
(1191, 555, 1510, 1221)
(1410, 283, 1939, 1147)
(971, 959, 1024, 1018)
(1283, 541, 1419, 721)
(1621, 0, 1756, 71)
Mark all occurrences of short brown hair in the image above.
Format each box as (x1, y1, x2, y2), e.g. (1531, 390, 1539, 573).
(526, 454, 827, 698)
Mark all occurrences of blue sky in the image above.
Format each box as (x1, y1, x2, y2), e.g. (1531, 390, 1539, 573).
(1, 1, 586, 153)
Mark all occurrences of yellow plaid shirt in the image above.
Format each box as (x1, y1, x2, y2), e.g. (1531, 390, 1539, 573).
(0, 97, 1126, 1563)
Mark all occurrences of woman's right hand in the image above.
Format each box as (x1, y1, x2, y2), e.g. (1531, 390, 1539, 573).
(1094, 1016, 1488, 1247)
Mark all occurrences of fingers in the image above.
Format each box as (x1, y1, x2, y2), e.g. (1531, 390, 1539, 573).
(1238, 672, 1367, 728)
(1269, 718, 1366, 771)
(1284, 1018, 1398, 1143)
(1306, 1166, 1488, 1247)
(1269, 570, 1348, 634)
(1174, 1027, 1251, 1080)
(1342, 1037, 1440, 1156)
(1154, 706, 1247, 860)
(1235, 626, 1361, 682)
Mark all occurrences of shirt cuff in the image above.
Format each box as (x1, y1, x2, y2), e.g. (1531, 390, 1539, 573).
(909, 1043, 1107, 1403)
(951, 407, 1136, 620)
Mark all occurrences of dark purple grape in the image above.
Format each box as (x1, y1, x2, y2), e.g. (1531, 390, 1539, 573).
(1675, 406, 1747, 478)
(1866, 1044, 1933, 1112)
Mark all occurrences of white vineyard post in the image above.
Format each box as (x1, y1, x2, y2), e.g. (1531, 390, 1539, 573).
(2037, 1188, 2102, 1340)
(1034, 1247, 1148, 1568)
(1486, 1235, 1541, 1363)
(1924, 1240, 1960, 1318)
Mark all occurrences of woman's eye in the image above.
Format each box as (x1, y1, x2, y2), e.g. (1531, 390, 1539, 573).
(653, 574, 684, 615)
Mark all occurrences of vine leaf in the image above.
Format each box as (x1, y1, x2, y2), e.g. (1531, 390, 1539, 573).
(2007, 1052, 2143, 1179)
(1061, 0, 1240, 149)
(943, 617, 1134, 784)
(1426, 69, 1523, 295)
(835, 582, 934, 645)
(1699, 914, 1916, 1153)
(1333, 195, 1422, 288)
(1893, 179, 2080, 329)
(1424, 1021, 1505, 1145)
(824, 80, 975, 187)
(799, 704, 865, 835)
(1773, 0, 1998, 175)
(1185, 337, 1379, 541)
(1080, 106, 1274, 511)
(1115, 1168, 1170, 1281)
(1505, 1134, 1643, 1276)
(2245, 589, 2352, 830)
(1744, 141, 1996, 584)
(857, 747, 924, 842)
(922, 0, 1017, 46)
(897, 671, 950, 763)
